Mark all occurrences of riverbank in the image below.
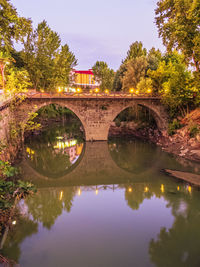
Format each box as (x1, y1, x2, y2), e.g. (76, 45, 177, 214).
(109, 108, 200, 164)
(161, 108, 200, 163)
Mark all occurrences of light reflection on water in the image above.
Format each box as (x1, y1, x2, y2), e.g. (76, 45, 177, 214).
(1, 127, 200, 267)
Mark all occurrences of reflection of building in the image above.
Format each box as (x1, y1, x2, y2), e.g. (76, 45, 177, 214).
(54, 139, 84, 164)
(26, 139, 84, 165)
(70, 69, 100, 89)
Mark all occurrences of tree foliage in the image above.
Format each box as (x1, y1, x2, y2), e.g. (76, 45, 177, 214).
(92, 61, 114, 91)
(147, 51, 198, 117)
(121, 56, 148, 91)
(123, 41, 147, 63)
(155, 0, 200, 74)
(0, 0, 32, 53)
(21, 20, 77, 91)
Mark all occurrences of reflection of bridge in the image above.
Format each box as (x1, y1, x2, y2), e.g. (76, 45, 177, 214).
(20, 141, 164, 188)
(13, 92, 168, 141)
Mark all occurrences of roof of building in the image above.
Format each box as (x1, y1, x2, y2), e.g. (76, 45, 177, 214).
(74, 70, 94, 75)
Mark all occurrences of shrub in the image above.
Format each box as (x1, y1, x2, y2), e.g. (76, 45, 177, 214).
(189, 124, 200, 138)
(168, 119, 182, 135)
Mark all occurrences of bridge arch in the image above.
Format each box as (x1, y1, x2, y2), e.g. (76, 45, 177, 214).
(108, 101, 167, 138)
(19, 101, 86, 140)
(15, 97, 168, 141)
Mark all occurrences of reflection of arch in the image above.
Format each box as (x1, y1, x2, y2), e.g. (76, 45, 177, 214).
(20, 141, 166, 188)
(25, 141, 85, 179)
(108, 138, 162, 175)
(15, 98, 168, 141)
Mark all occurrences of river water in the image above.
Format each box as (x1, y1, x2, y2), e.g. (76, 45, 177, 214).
(1, 124, 200, 267)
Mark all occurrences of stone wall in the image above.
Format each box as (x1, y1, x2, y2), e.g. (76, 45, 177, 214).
(0, 103, 21, 162)
(15, 97, 169, 141)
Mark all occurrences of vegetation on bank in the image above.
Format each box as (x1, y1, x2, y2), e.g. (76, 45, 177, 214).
(0, 159, 36, 266)
(0, 159, 36, 214)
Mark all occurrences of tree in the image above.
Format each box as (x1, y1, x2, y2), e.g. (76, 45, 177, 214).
(147, 47, 162, 71)
(121, 56, 148, 91)
(113, 41, 147, 91)
(123, 41, 147, 63)
(148, 51, 198, 117)
(22, 20, 77, 91)
(0, 0, 32, 53)
(155, 0, 200, 74)
(92, 61, 114, 91)
(5, 67, 32, 95)
(137, 77, 154, 94)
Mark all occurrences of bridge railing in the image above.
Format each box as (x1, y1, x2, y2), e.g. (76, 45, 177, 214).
(24, 91, 158, 99)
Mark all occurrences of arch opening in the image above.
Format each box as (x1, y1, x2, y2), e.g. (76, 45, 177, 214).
(108, 104, 162, 142)
(23, 103, 85, 179)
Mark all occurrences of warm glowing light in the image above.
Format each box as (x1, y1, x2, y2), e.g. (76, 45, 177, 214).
(187, 185, 192, 193)
(161, 184, 165, 193)
(59, 191, 63, 200)
(26, 147, 35, 155)
(104, 89, 109, 94)
(12, 221, 16, 225)
(95, 189, 98, 195)
(144, 187, 149, 193)
(128, 187, 133, 193)
(57, 87, 62, 93)
(135, 90, 139, 94)
(56, 136, 64, 140)
(78, 188, 81, 196)
(89, 89, 93, 93)
(177, 186, 180, 191)
(76, 88, 81, 93)
(95, 88, 99, 93)
(147, 88, 152, 94)
(54, 139, 77, 149)
(129, 88, 134, 94)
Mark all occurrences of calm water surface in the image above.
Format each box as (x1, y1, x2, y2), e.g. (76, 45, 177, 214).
(1, 125, 200, 267)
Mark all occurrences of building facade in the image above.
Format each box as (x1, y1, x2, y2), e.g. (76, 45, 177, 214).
(70, 69, 100, 90)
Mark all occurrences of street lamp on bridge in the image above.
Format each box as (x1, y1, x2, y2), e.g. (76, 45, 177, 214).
(129, 88, 134, 97)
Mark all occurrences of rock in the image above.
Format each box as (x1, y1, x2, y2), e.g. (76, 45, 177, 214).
(181, 148, 189, 154)
(196, 134, 200, 142)
(190, 150, 200, 157)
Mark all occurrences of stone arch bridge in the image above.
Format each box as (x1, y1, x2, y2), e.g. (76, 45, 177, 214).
(13, 93, 168, 141)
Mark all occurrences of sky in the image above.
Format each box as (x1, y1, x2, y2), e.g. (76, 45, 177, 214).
(12, 0, 165, 71)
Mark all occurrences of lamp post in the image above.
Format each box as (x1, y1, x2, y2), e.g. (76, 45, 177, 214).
(76, 87, 81, 95)
(147, 88, 152, 96)
(94, 87, 99, 96)
(104, 89, 109, 96)
(129, 88, 134, 97)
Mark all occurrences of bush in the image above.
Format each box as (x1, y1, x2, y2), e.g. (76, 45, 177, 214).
(189, 123, 200, 138)
(168, 119, 182, 135)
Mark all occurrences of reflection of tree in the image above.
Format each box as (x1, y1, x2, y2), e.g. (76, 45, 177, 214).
(62, 187, 77, 213)
(125, 184, 153, 210)
(25, 190, 63, 229)
(1, 216, 38, 263)
(109, 139, 161, 174)
(25, 187, 76, 229)
(149, 190, 200, 267)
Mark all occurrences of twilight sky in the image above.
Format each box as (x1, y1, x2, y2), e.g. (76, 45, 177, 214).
(12, 0, 165, 70)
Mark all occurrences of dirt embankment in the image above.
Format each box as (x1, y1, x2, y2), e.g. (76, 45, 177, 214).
(108, 121, 162, 143)
(161, 108, 200, 163)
